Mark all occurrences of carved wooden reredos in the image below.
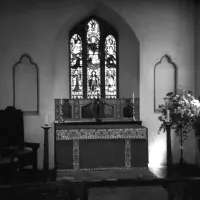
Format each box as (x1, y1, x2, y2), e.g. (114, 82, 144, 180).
(55, 98, 140, 122)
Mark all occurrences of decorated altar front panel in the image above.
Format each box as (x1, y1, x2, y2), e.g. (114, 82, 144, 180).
(55, 122, 148, 172)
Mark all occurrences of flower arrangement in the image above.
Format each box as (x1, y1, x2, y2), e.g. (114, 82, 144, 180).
(158, 87, 200, 141)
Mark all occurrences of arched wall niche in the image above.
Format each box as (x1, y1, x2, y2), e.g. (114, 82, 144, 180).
(13, 54, 39, 114)
(53, 1, 140, 101)
(154, 54, 177, 112)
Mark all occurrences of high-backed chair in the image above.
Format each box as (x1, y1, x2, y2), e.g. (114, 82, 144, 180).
(0, 106, 40, 174)
(0, 152, 19, 184)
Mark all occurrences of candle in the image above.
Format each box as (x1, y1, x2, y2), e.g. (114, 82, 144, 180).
(45, 114, 48, 125)
(166, 110, 170, 122)
(132, 93, 134, 104)
(61, 94, 62, 103)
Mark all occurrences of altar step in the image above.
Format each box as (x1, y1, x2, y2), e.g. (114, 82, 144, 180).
(56, 168, 156, 182)
(56, 169, 168, 200)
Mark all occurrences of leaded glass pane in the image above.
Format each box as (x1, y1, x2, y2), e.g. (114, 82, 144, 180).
(105, 35, 117, 98)
(105, 35, 116, 67)
(86, 19, 101, 98)
(70, 34, 83, 98)
(86, 19, 100, 54)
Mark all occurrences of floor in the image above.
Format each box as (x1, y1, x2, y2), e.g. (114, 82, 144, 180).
(1, 163, 200, 184)
(1, 164, 200, 200)
(88, 186, 168, 200)
(150, 164, 200, 178)
(55, 165, 200, 200)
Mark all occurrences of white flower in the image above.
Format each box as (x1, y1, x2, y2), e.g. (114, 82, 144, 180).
(191, 100, 200, 107)
(184, 98, 189, 104)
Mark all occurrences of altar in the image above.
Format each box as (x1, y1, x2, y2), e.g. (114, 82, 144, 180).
(54, 98, 148, 172)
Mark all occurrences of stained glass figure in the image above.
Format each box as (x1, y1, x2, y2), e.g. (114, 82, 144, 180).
(86, 19, 101, 98)
(105, 35, 117, 98)
(70, 34, 83, 98)
(86, 19, 100, 52)
(87, 68, 101, 98)
(105, 35, 116, 67)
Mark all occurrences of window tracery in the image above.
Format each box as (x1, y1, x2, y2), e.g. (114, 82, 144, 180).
(70, 17, 118, 99)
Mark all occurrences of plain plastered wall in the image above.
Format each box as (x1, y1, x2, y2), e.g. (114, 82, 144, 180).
(0, 0, 195, 169)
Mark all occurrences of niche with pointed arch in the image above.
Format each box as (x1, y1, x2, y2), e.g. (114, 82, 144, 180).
(154, 55, 177, 112)
(13, 54, 39, 114)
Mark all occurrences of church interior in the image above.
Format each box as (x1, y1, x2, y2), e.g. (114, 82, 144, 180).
(1, 0, 200, 199)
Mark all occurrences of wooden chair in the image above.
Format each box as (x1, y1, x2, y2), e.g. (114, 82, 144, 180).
(0, 147, 19, 184)
(0, 106, 40, 175)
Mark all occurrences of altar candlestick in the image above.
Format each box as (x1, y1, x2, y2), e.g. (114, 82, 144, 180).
(166, 110, 170, 122)
(45, 114, 48, 125)
(132, 93, 135, 121)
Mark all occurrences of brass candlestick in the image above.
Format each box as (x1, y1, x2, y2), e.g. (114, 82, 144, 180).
(132, 98, 136, 121)
(165, 122, 172, 178)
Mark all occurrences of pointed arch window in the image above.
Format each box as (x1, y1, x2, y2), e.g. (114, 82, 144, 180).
(69, 17, 118, 99)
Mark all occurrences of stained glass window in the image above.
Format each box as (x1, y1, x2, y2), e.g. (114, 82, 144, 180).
(70, 17, 118, 99)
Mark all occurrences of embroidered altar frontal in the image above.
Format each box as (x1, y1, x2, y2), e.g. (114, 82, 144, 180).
(55, 121, 148, 172)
